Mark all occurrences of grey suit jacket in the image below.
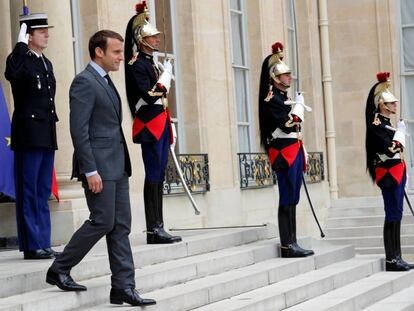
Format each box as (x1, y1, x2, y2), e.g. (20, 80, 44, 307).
(70, 64, 131, 181)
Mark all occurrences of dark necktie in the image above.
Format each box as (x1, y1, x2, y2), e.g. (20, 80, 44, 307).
(40, 56, 48, 71)
(105, 74, 115, 90)
(105, 74, 121, 112)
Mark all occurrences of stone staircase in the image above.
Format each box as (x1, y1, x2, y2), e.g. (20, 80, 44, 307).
(325, 195, 414, 255)
(1, 225, 414, 310)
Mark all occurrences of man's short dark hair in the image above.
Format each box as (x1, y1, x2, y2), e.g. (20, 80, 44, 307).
(88, 30, 124, 59)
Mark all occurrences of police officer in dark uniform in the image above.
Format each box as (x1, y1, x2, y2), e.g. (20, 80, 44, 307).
(258, 42, 314, 258)
(5, 13, 59, 259)
(365, 72, 413, 271)
(124, 1, 181, 244)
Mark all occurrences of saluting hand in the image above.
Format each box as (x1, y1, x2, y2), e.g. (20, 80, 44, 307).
(18, 23, 29, 45)
(87, 173, 103, 194)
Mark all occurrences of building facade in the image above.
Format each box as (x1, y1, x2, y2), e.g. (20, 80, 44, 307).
(0, 0, 412, 245)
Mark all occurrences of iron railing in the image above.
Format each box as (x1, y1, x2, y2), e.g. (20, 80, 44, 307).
(164, 153, 210, 195)
(238, 153, 276, 189)
(238, 151, 324, 189)
(304, 151, 325, 183)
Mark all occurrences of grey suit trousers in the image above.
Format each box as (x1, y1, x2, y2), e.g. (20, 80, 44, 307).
(51, 174, 135, 289)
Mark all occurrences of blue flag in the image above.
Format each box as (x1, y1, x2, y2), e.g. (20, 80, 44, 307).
(0, 82, 15, 198)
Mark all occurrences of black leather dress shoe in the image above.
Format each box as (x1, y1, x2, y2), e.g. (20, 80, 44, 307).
(281, 243, 314, 258)
(46, 268, 87, 291)
(110, 288, 156, 306)
(147, 227, 182, 244)
(24, 249, 55, 260)
(44, 248, 62, 257)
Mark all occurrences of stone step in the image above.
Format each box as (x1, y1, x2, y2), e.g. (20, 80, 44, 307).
(284, 269, 414, 310)
(76, 243, 354, 311)
(325, 224, 414, 238)
(326, 215, 414, 228)
(330, 197, 384, 209)
(189, 255, 381, 311)
(324, 234, 414, 248)
(0, 226, 274, 299)
(330, 195, 414, 209)
(364, 284, 414, 311)
(356, 245, 414, 255)
(328, 206, 412, 218)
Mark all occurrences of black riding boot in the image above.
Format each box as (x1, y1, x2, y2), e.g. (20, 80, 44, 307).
(290, 206, 314, 256)
(394, 221, 414, 269)
(145, 180, 182, 244)
(144, 180, 158, 243)
(278, 205, 312, 258)
(152, 182, 181, 244)
(384, 221, 409, 271)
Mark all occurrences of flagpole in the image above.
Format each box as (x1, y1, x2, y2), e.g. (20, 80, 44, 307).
(23, 0, 29, 15)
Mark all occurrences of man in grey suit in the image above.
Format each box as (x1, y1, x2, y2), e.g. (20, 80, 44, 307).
(46, 30, 155, 307)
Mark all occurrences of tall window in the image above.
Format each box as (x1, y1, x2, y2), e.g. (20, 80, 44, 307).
(399, 0, 414, 187)
(286, 0, 298, 93)
(70, 0, 84, 74)
(230, 0, 253, 153)
(149, 0, 183, 151)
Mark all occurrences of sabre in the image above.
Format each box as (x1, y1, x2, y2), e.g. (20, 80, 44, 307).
(169, 145, 201, 215)
(162, 0, 168, 60)
(293, 15, 324, 238)
(302, 176, 325, 238)
(161, 2, 195, 213)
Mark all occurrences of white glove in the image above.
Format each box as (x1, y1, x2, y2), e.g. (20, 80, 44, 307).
(157, 71, 172, 92)
(392, 120, 407, 147)
(158, 59, 175, 81)
(18, 23, 29, 45)
(295, 92, 305, 106)
(157, 60, 174, 92)
(393, 131, 406, 147)
(162, 59, 173, 74)
(291, 101, 305, 121)
(396, 120, 407, 135)
(291, 92, 312, 121)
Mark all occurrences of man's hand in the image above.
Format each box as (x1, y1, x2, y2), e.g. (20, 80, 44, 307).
(162, 58, 173, 74)
(18, 23, 29, 45)
(158, 58, 175, 81)
(396, 120, 407, 135)
(86, 173, 103, 194)
(393, 120, 407, 148)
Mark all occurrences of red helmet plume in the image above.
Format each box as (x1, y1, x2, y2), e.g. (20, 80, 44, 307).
(376, 72, 390, 83)
(272, 42, 284, 54)
(135, 1, 147, 14)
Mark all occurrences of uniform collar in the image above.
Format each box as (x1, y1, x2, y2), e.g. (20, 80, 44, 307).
(29, 48, 43, 58)
(273, 86, 287, 97)
(271, 85, 287, 96)
(139, 51, 154, 60)
(378, 113, 391, 122)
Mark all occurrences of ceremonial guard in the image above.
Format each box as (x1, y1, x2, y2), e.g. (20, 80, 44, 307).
(258, 42, 314, 257)
(124, 1, 181, 244)
(5, 13, 60, 259)
(365, 72, 413, 271)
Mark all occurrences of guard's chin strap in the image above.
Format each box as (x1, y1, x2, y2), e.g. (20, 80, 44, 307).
(140, 39, 159, 52)
(383, 103, 396, 114)
(273, 77, 290, 89)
